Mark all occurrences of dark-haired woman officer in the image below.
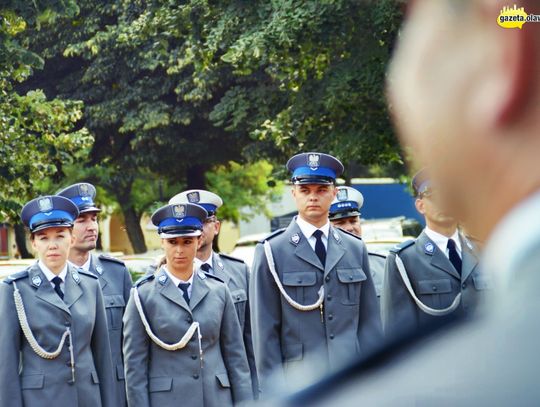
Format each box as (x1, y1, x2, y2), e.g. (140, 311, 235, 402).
(123, 203, 252, 406)
(0, 195, 116, 407)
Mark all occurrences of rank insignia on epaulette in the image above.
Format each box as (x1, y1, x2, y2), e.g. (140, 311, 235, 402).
(31, 275, 42, 287)
(291, 233, 300, 245)
(424, 242, 435, 254)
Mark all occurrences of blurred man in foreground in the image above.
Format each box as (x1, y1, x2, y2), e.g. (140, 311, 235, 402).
(286, 1, 540, 404)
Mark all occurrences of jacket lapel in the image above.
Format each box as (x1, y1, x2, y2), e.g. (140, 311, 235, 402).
(156, 269, 192, 314)
(189, 273, 210, 310)
(324, 227, 345, 277)
(31, 264, 71, 315)
(418, 231, 461, 280)
(460, 234, 479, 282)
(211, 253, 231, 285)
(288, 220, 324, 272)
(89, 254, 109, 290)
(64, 265, 83, 309)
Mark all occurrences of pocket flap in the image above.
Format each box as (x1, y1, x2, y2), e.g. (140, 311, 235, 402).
(149, 377, 173, 393)
(116, 364, 125, 380)
(336, 268, 367, 283)
(230, 289, 247, 303)
(417, 279, 452, 294)
(473, 275, 492, 290)
(283, 343, 303, 362)
(21, 374, 44, 390)
(104, 294, 125, 308)
(216, 373, 231, 388)
(91, 370, 100, 384)
(283, 272, 316, 287)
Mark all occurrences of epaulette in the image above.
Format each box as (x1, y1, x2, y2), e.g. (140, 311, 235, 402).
(135, 274, 155, 287)
(78, 269, 98, 279)
(334, 227, 363, 241)
(218, 253, 245, 264)
(368, 252, 387, 260)
(199, 271, 225, 283)
(389, 239, 415, 254)
(98, 254, 126, 266)
(259, 228, 285, 243)
(3, 270, 29, 284)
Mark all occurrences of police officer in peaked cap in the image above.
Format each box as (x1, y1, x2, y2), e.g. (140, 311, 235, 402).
(122, 202, 252, 406)
(329, 186, 386, 299)
(249, 152, 382, 397)
(169, 189, 259, 398)
(0, 195, 116, 407)
(57, 182, 133, 406)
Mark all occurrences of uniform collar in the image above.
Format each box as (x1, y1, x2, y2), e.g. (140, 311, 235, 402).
(68, 255, 91, 272)
(163, 265, 194, 287)
(424, 226, 461, 255)
(295, 215, 330, 240)
(194, 251, 214, 270)
(38, 260, 68, 282)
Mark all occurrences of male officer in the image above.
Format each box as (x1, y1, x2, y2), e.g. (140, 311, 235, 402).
(381, 170, 487, 339)
(57, 182, 132, 406)
(329, 186, 386, 298)
(250, 152, 382, 396)
(168, 189, 259, 398)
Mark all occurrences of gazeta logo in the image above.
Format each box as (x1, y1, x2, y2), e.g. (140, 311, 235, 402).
(498, 4, 540, 29)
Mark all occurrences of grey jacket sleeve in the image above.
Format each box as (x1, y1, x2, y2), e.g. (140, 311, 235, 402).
(242, 265, 260, 399)
(381, 252, 418, 339)
(357, 247, 384, 352)
(249, 243, 284, 393)
(92, 281, 118, 407)
(0, 283, 23, 407)
(123, 289, 151, 407)
(220, 285, 253, 403)
(123, 268, 133, 304)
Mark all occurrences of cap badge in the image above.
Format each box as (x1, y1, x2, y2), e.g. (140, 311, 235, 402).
(308, 154, 320, 170)
(291, 233, 300, 245)
(424, 242, 435, 254)
(337, 188, 348, 201)
(38, 197, 53, 212)
(79, 183, 90, 196)
(173, 204, 186, 218)
(187, 191, 200, 203)
(158, 274, 168, 285)
(95, 265, 103, 275)
(31, 275, 42, 287)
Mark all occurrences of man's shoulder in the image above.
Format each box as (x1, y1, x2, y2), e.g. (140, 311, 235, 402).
(97, 253, 127, 267)
(389, 239, 416, 256)
(218, 253, 246, 266)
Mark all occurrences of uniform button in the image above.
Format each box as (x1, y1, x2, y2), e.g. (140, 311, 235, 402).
(109, 301, 114, 305)
(187, 317, 193, 324)
(297, 279, 302, 283)
(329, 334, 335, 340)
(193, 374, 199, 380)
(325, 276, 330, 282)
(349, 276, 353, 281)
(68, 380, 75, 385)
(462, 283, 467, 289)
(432, 286, 438, 292)
(328, 314, 334, 321)
(326, 295, 332, 301)
(236, 296, 241, 301)
(66, 361, 72, 367)
(191, 355, 198, 360)
(64, 322, 70, 327)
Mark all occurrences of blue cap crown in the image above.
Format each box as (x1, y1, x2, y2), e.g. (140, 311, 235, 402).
(21, 195, 80, 233)
(151, 203, 208, 238)
(287, 152, 344, 185)
(56, 182, 101, 214)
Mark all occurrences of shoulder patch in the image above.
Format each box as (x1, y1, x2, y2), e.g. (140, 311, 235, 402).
(135, 274, 155, 287)
(78, 269, 99, 280)
(98, 254, 126, 266)
(259, 228, 285, 243)
(218, 253, 245, 264)
(368, 252, 387, 260)
(334, 227, 363, 241)
(203, 272, 225, 284)
(389, 239, 415, 254)
(3, 270, 29, 285)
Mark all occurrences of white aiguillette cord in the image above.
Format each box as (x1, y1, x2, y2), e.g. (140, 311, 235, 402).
(394, 254, 461, 316)
(132, 287, 203, 367)
(12, 281, 76, 383)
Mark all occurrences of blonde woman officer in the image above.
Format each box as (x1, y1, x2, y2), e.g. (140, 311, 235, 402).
(0, 195, 116, 407)
(123, 202, 252, 406)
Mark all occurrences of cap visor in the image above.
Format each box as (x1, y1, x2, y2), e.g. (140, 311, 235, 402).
(31, 222, 74, 233)
(329, 211, 360, 221)
(79, 206, 101, 214)
(159, 230, 202, 239)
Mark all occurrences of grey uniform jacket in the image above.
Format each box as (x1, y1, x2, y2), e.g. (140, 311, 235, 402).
(122, 268, 252, 407)
(210, 252, 258, 398)
(249, 219, 383, 395)
(382, 230, 491, 338)
(89, 253, 132, 406)
(0, 263, 116, 407)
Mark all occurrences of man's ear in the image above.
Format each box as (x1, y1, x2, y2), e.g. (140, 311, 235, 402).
(214, 220, 221, 235)
(415, 198, 426, 215)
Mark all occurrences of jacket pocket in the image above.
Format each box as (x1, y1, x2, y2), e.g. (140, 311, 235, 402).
(283, 343, 303, 363)
(216, 373, 231, 388)
(231, 289, 247, 328)
(91, 370, 100, 384)
(417, 279, 453, 308)
(21, 374, 44, 390)
(337, 268, 367, 305)
(149, 377, 173, 393)
(104, 294, 126, 330)
(283, 271, 317, 303)
(473, 275, 493, 291)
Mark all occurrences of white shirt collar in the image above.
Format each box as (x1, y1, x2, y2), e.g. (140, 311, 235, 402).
(68, 256, 91, 272)
(424, 227, 461, 255)
(296, 215, 330, 240)
(163, 266, 194, 287)
(194, 251, 214, 270)
(38, 260, 68, 283)
(483, 188, 540, 287)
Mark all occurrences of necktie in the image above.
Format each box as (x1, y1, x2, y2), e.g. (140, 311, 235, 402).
(52, 276, 64, 300)
(178, 282, 190, 304)
(447, 239, 462, 275)
(312, 230, 326, 266)
(200, 263, 211, 273)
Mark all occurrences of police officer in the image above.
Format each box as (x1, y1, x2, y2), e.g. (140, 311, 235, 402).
(57, 182, 132, 406)
(382, 169, 490, 339)
(168, 189, 258, 398)
(0, 195, 116, 407)
(249, 152, 382, 396)
(329, 186, 386, 299)
(123, 202, 252, 406)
